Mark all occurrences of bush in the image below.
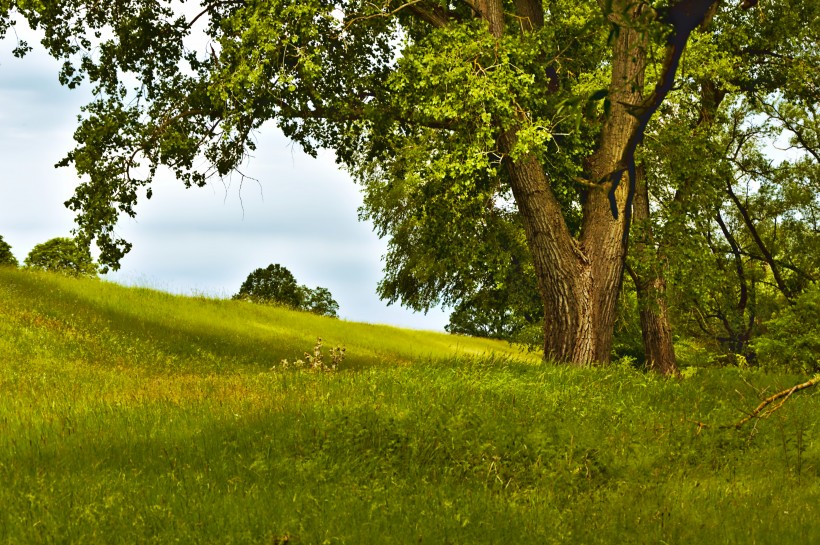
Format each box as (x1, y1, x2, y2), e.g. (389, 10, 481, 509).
(0, 235, 18, 267)
(234, 264, 339, 317)
(753, 284, 820, 373)
(24, 237, 97, 276)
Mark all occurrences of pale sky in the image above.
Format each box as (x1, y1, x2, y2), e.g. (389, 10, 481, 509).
(0, 29, 450, 331)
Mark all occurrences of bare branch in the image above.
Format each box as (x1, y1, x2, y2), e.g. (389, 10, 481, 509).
(345, 0, 444, 30)
(732, 376, 820, 429)
(724, 178, 795, 300)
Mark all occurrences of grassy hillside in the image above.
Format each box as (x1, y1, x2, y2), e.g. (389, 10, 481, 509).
(1, 267, 819, 544)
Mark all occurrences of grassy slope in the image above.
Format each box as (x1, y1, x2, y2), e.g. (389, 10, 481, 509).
(1, 267, 818, 544)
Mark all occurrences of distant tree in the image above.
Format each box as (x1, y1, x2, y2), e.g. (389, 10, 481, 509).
(0, 235, 18, 267)
(301, 287, 340, 318)
(233, 264, 302, 308)
(24, 237, 97, 276)
(446, 293, 542, 342)
(233, 264, 339, 317)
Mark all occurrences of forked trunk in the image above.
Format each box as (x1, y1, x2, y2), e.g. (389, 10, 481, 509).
(502, 1, 648, 364)
(489, 0, 715, 365)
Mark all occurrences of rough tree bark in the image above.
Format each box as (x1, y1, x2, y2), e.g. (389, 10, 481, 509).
(490, 0, 650, 364)
(629, 165, 679, 375)
(474, 0, 718, 365)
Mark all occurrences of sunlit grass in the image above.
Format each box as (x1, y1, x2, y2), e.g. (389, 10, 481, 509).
(1, 267, 818, 543)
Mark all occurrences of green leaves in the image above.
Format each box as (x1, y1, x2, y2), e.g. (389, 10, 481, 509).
(24, 237, 98, 277)
(233, 264, 339, 318)
(754, 284, 820, 372)
(234, 264, 304, 309)
(8, 0, 598, 273)
(0, 235, 18, 268)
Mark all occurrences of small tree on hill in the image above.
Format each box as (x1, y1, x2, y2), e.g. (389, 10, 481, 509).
(233, 264, 303, 308)
(25, 237, 97, 276)
(0, 235, 18, 267)
(234, 264, 340, 318)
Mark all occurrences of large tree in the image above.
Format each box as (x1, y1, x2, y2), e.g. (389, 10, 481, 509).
(4, 0, 777, 365)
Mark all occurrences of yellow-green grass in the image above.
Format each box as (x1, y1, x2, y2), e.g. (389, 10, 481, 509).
(1, 267, 819, 544)
(0, 267, 534, 372)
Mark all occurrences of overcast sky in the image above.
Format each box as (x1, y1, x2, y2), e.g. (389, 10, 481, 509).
(0, 29, 450, 331)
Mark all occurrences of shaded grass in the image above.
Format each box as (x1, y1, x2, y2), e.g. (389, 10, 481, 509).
(1, 268, 819, 543)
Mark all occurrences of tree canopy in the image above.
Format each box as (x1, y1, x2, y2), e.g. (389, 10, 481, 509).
(0, 235, 17, 267)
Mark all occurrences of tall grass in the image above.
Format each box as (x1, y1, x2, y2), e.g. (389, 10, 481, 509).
(1, 268, 818, 543)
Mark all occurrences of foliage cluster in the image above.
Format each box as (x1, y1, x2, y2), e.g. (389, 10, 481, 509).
(754, 284, 820, 373)
(0, 267, 818, 544)
(0, 235, 17, 267)
(23, 236, 97, 276)
(232, 263, 339, 318)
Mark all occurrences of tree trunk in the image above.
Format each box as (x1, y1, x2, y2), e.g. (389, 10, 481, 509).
(502, 133, 591, 363)
(636, 276, 678, 374)
(630, 165, 679, 375)
(501, 1, 648, 364)
(574, 2, 649, 363)
(486, 0, 716, 365)
(481, 0, 602, 364)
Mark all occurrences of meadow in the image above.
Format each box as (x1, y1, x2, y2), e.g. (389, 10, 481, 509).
(0, 267, 818, 544)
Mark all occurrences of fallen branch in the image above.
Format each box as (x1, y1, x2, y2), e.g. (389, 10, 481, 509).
(688, 374, 820, 432)
(731, 375, 820, 429)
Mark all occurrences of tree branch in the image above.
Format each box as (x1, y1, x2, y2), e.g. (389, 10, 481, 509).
(737, 248, 818, 282)
(766, 103, 820, 164)
(409, 2, 460, 27)
(724, 178, 794, 300)
(715, 210, 748, 312)
(731, 375, 820, 429)
(345, 0, 436, 30)
(609, 0, 720, 239)
(269, 96, 456, 131)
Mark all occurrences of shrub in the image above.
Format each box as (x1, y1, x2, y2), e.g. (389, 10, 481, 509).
(24, 237, 97, 276)
(276, 337, 346, 372)
(0, 235, 18, 267)
(753, 284, 820, 373)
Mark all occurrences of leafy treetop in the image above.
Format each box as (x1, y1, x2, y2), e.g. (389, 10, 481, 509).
(233, 263, 339, 318)
(24, 237, 98, 277)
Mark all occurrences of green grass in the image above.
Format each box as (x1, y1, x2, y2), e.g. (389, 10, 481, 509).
(1, 267, 819, 544)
